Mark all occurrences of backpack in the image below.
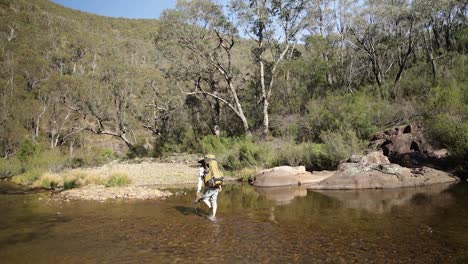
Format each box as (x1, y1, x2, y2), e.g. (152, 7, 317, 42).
(203, 154, 224, 188)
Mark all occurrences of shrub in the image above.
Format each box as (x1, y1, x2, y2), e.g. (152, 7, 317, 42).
(17, 139, 38, 164)
(238, 141, 262, 167)
(271, 142, 305, 167)
(127, 144, 148, 159)
(105, 173, 131, 187)
(28, 149, 67, 173)
(426, 114, 468, 170)
(100, 148, 115, 159)
(304, 92, 409, 141)
(320, 127, 367, 168)
(69, 157, 85, 168)
(236, 167, 259, 182)
(270, 142, 331, 170)
(70, 147, 117, 168)
(0, 157, 22, 179)
(199, 135, 227, 154)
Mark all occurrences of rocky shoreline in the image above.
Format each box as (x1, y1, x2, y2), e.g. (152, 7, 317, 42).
(253, 151, 459, 189)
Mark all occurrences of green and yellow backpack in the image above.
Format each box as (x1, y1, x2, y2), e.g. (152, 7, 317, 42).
(203, 154, 224, 188)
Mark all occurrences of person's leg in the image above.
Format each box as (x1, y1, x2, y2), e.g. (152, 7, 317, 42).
(203, 199, 211, 208)
(202, 190, 211, 208)
(210, 189, 219, 217)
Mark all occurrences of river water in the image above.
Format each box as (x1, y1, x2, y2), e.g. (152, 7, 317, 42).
(0, 182, 467, 263)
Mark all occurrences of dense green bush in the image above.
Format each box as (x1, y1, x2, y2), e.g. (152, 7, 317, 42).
(320, 127, 368, 167)
(188, 136, 338, 171)
(0, 158, 22, 179)
(423, 82, 467, 173)
(427, 114, 468, 170)
(17, 140, 39, 164)
(70, 147, 118, 168)
(216, 139, 270, 170)
(304, 92, 415, 141)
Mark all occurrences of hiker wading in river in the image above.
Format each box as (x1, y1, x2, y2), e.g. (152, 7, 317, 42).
(195, 154, 224, 218)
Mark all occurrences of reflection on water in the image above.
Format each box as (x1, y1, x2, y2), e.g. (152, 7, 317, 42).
(0, 182, 467, 263)
(255, 185, 308, 205)
(309, 183, 454, 214)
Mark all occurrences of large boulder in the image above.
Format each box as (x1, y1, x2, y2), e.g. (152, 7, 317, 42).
(368, 122, 448, 167)
(253, 166, 332, 187)
(308, 151, 458, 190)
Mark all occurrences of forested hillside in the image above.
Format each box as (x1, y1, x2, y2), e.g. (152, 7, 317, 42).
(0, 0, 467, 181)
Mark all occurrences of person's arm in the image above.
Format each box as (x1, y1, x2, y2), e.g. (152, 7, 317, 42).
(196, 167, 204, 193)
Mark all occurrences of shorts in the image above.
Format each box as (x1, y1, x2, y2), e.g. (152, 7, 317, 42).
(203, 188, 219, 207)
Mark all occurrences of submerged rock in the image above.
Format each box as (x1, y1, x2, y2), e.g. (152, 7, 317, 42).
(308, 151, 458, 190)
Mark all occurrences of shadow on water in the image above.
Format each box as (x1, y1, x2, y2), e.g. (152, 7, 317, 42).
(174, 205, 210, 218)
(0, 216, 70, 248)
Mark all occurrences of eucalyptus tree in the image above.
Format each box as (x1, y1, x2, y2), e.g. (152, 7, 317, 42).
(156, 0, 252, 136)
(348, 0, 421, 98)
(65, 68, 138, 150)
(231, 0, 308, 136)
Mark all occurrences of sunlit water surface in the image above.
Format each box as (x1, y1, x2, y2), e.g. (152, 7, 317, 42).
(0, 182, 467, 263)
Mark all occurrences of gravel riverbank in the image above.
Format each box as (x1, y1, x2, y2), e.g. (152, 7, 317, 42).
(55, 160, 236, 201)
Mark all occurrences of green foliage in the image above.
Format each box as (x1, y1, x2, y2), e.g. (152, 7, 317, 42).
(100, 148, 115, 160)
(320, 128, 368, 167)
(427, 114, 468, 169)
(424, 83, 467, 116)
(0, 0, 467, 177)
(199, 135, 228, 154)
(127, 144, 148, 159)
(105, 173, 131, 187)
(270, 142, 330, 170)
(17, 140, 38, 164)
(70, 147, 118, 168)
(0, 158, 22, 179)
(28, 149, 68, 173)
(305, 92, 390, 141)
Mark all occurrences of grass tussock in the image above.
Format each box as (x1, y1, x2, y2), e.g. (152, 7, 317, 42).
(32, 173, 63, 189)
(105, 173, 132, 187)
(11, 169, 43, 185)
(62, 171, 105, 189)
